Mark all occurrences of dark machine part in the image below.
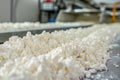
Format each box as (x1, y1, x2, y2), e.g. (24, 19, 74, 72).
(39, 0, 66, 23)
(56, 0, 66, 9)
(39, 0, 57, 23)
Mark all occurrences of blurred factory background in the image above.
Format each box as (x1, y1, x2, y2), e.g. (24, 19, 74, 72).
(0, 0, 120, 23)
(0, 0, 120, 42)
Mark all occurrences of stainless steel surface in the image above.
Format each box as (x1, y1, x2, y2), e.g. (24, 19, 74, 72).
(83, 33, 120, 80)
(88, 0, 120, 9)
(64, 9, 99, 13)
(99, 5, 106, 23)
(92, 0, 119, 4)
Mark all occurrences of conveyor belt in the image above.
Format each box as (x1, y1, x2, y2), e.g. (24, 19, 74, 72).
(0, 25, 91, 43)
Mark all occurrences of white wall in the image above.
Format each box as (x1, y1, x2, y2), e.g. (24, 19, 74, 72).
(0, 0, 39, 22)
(16, 0, 39, 22)
(0, 0, 10, 22)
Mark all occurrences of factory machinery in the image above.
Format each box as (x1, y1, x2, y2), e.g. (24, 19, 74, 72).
(57, 0, 120, 23)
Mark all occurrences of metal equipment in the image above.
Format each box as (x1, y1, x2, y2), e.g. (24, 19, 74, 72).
(57, 0, 120, 23)
(10, 0, 17, 22)
(39, 0, 66, 23)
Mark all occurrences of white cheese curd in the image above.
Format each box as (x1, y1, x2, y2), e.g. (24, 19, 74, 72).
(0, 23, 120, 80)
(0, 25, 102, 62)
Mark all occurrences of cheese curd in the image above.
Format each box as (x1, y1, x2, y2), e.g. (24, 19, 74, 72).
(0, 25, 102, 61)
(0, 23, 120, 80)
